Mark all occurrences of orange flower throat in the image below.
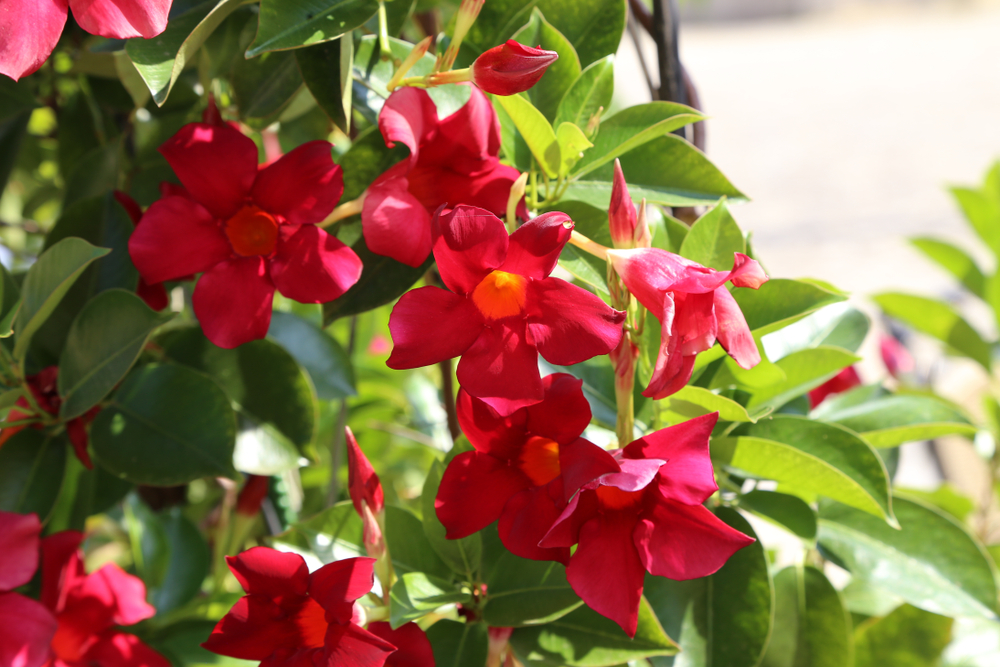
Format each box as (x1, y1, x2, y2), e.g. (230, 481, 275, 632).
(519, 435, 561, 486)
(225, 205, 279, 256)
(472, 270, 527, 319)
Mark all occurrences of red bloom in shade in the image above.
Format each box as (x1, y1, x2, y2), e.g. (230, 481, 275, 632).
(387, 207, 625, 415)
(113, 191, 169, 311)
(203, 548, 396, 667)
(0, 367, 99, 468)
(471, 40, 559, 96)
(0, 0, 172, 81)
(539, 413, 754, 637)
(128, 122, 363, 349)
(366, 622, 435, 667)
(808, 366, 862, 408)
(607, 249, 768, 399)
(39, 530, 169, 667)
(346, 427, 386, 557)
(0, 512, 58, 667)
(362, 86, 526, 268)
(435, 374, 619, 563)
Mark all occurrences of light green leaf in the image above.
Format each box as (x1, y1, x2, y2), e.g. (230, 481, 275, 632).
(854, 604, 953, 667)
(911, 237, 986, 298)
(659, 385, 757, 425)
(735, 279, 847, 337)
(556, 122, 593, 177)
(247, 0, 380, 57)
(813, 392, 976, 447)
(761, 303, 869, 362)
(554, 56, 614, 130)
(950, 185, 1000, 258)
(740, 489, 817, 539)
(275, 501, 364, 563)
(512, 9, 582, 121)
(874, 292, 992, 369)
(495, 94, 560, 178)
(746, 346, 860, 411)
(421, 460, 482, 580)
(390, 572, 467, 628)
(384, 505, 452, 580)
(678, 198, 744, 271)
(232, 420, 300, 475)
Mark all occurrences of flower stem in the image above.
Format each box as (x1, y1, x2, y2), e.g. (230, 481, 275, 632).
(439, 358, 461, 443)
(568, 230, 609, 260)
(319, 194, 366, 228)
(377, 0, 392, 60)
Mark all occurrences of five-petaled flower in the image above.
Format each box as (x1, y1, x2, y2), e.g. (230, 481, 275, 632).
(128, 119, 363, 349)
(387, 206, 626, 416)
(436, 373, 619, 563)
(362, 86, 526, 268)
(539, 413, 755, 636)
(607, 249, 768, 399)
(0, 511, 57, 667)
(203, 548, 396, 667)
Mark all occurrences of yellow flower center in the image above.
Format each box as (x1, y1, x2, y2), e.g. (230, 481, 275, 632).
(471, 270, 527, 320)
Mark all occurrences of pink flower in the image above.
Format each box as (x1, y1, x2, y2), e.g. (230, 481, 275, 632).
(0, 512, 57, 667)
(540, 414, 754, 636)
(0, 0, 172, 81)
(471, 41, 559, 96)
(387, 206, 625, 416)
(808, 366, 862, 408)
(128, 121, 363, 348)
(607, 249, 768, 399)
(362, 86, 525, 268)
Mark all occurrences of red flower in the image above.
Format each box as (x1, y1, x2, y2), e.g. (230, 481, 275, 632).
(128, 122, 363, 349)
(0, 0, 172, 81)
(607, 249, 768, 399)
(113, 191, 170, 311)
(539, 413, 754, 636)
(235, 475, 271, 517)
(361, 86, 525, 268)
(387, 206, 626, 416)
(0, 367, 99, 468)
(346, 427, 386, 557)
(203, 548, 396, 667)
(39, 530, 169, 667)
(471, 41, 559, 96)
(436, 374, 620, 563)
(366, 622, 435, 667)
(0, 512, 57, 667)
(808, 366, 862, 408)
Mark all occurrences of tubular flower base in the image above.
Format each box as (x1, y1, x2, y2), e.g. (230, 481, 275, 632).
(362, 86, 526, 268)
(0, 512, 57, 667)
(471, 40, 559, 96)
(607, 249, 769, 399)
(128, 121, 362, 349)
(387, 206, 626, 416)
(436, 374, 619, 563)
(203, 549, 396, 667)
(540, 413, 754, 637)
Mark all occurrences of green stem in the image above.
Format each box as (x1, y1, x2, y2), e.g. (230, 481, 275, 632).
(377, 0, 392, 60)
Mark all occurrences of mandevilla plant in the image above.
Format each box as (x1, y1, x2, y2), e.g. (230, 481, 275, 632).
(0, 0, 996, 666)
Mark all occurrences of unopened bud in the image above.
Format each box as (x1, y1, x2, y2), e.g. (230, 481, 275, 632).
(471, 40, 559, 96)
(346, 427, 384, 515)
(235, 475, 271, 517)
(634, 198, 651, 249)
(609, 159, 638, 249)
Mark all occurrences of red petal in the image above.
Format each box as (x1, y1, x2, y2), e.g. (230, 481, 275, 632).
(539, 491, 598, 549)
(82, 630, 170, 667)
(309, 558, 377, 624)
(361, 166, 434, 268)
(136, 279, 169, 311)
(202, 595, 302, 660)
(128, 196, 230, 284)
(70, 0, 170, 38)
(386, 287, 484, 369)
(0, 0, 67, 81)
(40, 531, 86, 613)
(673, 292, 717, 357)
(159, 122, 258, 220)
(346, 427, 384, 515)
(714, 286, 760, 369)
(435, 451, 529, 539)
(497, 485, 570, 564)
(66, 418, 94, 469)
(421, 86, 502, 171)
(0, 511, 41, 590)
(367, 622, 435, 667)
(227, 547, 310, 597)
(379, 88, 440, 162)
(566, 513, 645, 637)
(624, 413, 719, 505)
(525, 278, 625, 366)
(641, 297, 696, 400)
(323, 622, 397, 667)
(456, 320, 544, 417)
(633, 500, 754, 580)
(524, 374, 591, 445)
(455, 388, 528, 461)
(192, 257, 275, 349)
(434, 205, 508, 295)
(113, 190, 143, 226)
(271, 224, 362, 303)
(558, 438, 621, 502)
(251, 141, 343, 225)
(0, 592, 57, 667)
(500, 212, 572, 280)
(82, 563, 156, 626)
(809, 367, 862, 408)
(726, 253, 768, 289)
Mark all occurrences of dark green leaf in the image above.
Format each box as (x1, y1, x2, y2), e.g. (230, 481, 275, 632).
(421, 459, 481, 580)
(512, 9, 581, 122)
(63, 144, 118, 208)
(0, 111, 30, 195)
(874, 292, 992, 369)
(911, 237, 986, 298)
(734, 279, 847, 336)
(268, 311, 355, 400)
(232, 50, 305, 128)
(150, 508, 211, 614)
(247, 0, 380, 57)
(0, 77, 38, 122)
(426, 620, 489, 667)
(854, 604, 953, 667)
(483, 549, 582, 627)
(384, 505, 452, 580)
(678, 199, 744, 271)
(740, 489, 817, 539)
(0, 429, 68, 522)
(390, 572, 468, 627)
(296, 37, 353, 132)
(124, 494, 171, 588)
(813, 392, 976, 447)
(554, 56, 614, 130)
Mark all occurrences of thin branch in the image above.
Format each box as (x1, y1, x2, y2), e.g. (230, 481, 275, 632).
(439, 358, 460, 442)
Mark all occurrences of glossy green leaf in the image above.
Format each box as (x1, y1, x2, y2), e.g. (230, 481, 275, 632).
(59, 290, 172, 421)
(296, 37, 353, 132)
(149, 508, 211, 615)
(951, 185, 1000, 258)
(91, 364, 238, 485)
(276, 501, 364, 563)
(734, 279, 847, 336)
(645, 508, 770, 667)
(422, 460, 482, 580)
(0, 111, 30, 196)
(556, 122, 593, 177)
(873, 292, 992, 369)
(558, 244, 611, 299)
(659, 385, 757, 425)
(512, 9, 581, 121)
(911, 237, 986, 298)
(512, 596, 677, 666)
(761, 303, 869, 361)
(62, 143, 119, 209)
(740, 489, 817, 539)
(495, 93, 560, 178)
(554, 200, 611, 297)
(384, 505, 452, 580)
(0, 77, 38, 122)
(555, 56, 614, 130)
(14, 238, 110, 360)
(351, 36, 463, 118)
(426, 620, 489, 667)
(897, 485, 975, 523)
(247, 0, 379, 57)
(813, 392, 976, 447)
(232, 421, 301, 475)
(818, 496, 1000, 619)
(232, 50, 304, 128)
(124, 494, 171, 589)
(761, 565, 852, 667)
(0, 429, 68, 522)
(854, 604, 953, 667)
(746, 346, 861, 411)
(483, 549, 581, 627)
(678, 199, 745, 271)
(126, 0, 243, 105)
(268, 311, 355, 400)
(390, 572, 467, 627)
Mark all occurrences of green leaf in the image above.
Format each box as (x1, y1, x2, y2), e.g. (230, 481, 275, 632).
(512, 596, 678, 667)
(351, 36, 461, 117)
(761, 565, 852, 667)
(571, 102, 703, 180)
(247, 0, 380, 57)
(62, 143, 119, 209)
(421, 459, 482, 580)
(951, 185, 1000, 258)
(554, 56, 614, 130)
(818, 496, 1000, 619)
(897, 484, 975, 523)
(275, 501, 364, 563)
(124, 494, 171, 589)
(483, 548, 582, 627)
(556, 122, 593, 177)
(232, 421, 301, 475)
(495, 94, 560, 178)
(558, 244, 610, 299)
(232, 50, 305, 128)
(296, 37, 353, 132)
(390, 572, 468, 627)
(552, 200, 611, 297)
(761, 303, 870, 361)
(746, 346, 861, 411)
(659, 385, 757, 425)
(384, 505, 452, 580)
(126, 0, 243, 106)
(873, 292, 992, 369)
(645, 508, 770, 667)
(268, 311, 355, 400)
(740, 489, 817, 539)
(734, 279, 847, 336)
(0, 112, 30, 196)
(911, 237, 986, 298)
(677, 199, 744, 271)
(149, 508, 211, 615)
(58, 290, 172, 421)
(0, 429, 68, 522)
(720, 416, 894, 522)
(813, 392, 976, 447)
(91, 364, 238, 485)
(14, 238, 110, 360)
(511, 9, 582, 122)
(854, 604, 953, 667)
(426, 620, 489, 667)
(0, 77, 38, 122)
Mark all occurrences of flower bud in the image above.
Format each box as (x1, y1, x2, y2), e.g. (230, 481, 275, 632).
(235, 475, 270, 517)
(346, 427, 385, 558)
(471, 40, 559, 96)
(609, 159, 638, 249)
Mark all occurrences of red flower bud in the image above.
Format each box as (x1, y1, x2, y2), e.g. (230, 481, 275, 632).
(609, 159, 639, 249)
(472, 40, 559, 96)
(235, 475, 270, 517)
(346, 428, 386, 557)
